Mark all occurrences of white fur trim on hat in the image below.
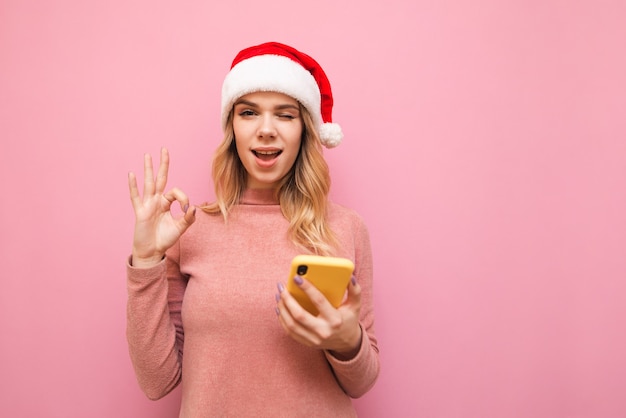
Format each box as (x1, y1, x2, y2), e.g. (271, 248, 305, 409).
(221, 55, 323, 131)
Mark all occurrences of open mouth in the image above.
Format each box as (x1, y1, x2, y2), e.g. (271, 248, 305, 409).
(252, 149, 282, 161)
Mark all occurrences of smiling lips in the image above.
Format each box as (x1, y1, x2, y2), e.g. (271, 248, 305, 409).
(252, 148, 282, 167)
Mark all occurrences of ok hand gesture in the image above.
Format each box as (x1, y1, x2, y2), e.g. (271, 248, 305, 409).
(128, 148, 196, 267)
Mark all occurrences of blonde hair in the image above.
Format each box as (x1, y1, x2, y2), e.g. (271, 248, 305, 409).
(203, 105, 337, 255)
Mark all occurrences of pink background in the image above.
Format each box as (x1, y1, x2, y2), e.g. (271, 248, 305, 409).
(1, 0, 625, 417)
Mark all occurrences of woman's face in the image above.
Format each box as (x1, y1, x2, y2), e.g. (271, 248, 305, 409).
(233, 91, 303, 190)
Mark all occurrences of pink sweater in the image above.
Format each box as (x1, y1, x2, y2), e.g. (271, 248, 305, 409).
(126, 189, 379, 417)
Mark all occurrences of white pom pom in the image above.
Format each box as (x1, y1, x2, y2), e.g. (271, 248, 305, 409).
(319, 123, 343, 148)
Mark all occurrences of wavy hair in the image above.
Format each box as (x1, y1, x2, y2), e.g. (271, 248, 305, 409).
(203, 105, 337, 255)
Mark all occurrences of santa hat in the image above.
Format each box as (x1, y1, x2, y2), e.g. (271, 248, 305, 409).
(221, 42, 343, 148)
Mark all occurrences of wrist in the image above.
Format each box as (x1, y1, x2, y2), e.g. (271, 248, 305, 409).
(329, 325, 363, 361)
(130, 253, 165, 268)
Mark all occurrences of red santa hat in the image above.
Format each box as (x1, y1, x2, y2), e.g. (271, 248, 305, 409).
(221, 42, 343, 148)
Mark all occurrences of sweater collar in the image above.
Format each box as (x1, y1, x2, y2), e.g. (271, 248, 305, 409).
(240, 188, 280, 205)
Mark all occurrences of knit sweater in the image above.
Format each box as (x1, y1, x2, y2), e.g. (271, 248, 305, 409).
(126, 188, 379, 417)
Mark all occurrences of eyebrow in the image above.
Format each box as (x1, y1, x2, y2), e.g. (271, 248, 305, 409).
(234, 99, 300, 111)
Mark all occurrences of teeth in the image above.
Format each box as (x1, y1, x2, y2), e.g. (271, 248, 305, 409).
(255, 150, 280, 155)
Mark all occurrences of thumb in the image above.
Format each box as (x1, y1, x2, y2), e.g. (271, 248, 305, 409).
(345, 276, 362, 306)
(179, 205, 197, 231)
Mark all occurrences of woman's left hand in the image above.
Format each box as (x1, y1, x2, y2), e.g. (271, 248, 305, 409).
(276, 276, 363, 360)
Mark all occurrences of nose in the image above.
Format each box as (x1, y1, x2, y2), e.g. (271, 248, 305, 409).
(257, 114, 277, 138)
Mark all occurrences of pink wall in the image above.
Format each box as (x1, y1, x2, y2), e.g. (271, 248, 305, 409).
(2, 0, 625, 416)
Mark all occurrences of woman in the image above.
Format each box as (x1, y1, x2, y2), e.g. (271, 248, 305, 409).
(126, 42, 379, 417)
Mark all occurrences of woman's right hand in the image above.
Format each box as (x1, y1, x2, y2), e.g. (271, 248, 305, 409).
(128, 148, 196, 267)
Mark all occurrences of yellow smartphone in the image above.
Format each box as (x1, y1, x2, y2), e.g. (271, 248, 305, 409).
(286, 255, 355, 316)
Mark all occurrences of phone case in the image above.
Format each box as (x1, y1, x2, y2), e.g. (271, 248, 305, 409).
(286, 255, 355, 315)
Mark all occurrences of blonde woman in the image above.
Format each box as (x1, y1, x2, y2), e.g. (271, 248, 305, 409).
(126, 42, 379, 417)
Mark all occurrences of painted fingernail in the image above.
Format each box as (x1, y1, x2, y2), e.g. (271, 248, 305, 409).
(294, 275, 303, 286)
(275, 307, 280, 316)
(351, 276, 357, 286)
(183, 204, 189, 213)
(277, 282, 285, 293)
(275, 293, 281, 302)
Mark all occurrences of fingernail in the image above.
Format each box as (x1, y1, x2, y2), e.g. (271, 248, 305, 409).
(294, 275, 303, 286)
(183, 204, 189, 213)
(275, 307, 280, 316)
(351, 276, 357, 286)
(277, 282, 284, 293)
(275, 293, 280, 302)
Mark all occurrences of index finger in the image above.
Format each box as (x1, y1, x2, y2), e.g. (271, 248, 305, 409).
(291, 277, 336, 318)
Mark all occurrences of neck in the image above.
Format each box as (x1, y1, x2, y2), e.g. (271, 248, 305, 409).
(240, 188, 279, 205)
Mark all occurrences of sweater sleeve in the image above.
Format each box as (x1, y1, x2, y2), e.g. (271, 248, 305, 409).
(324, 214, 380, 398)
(126, 241, 186, 400)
